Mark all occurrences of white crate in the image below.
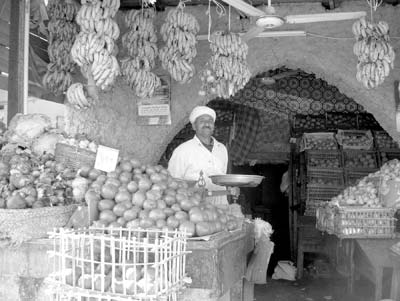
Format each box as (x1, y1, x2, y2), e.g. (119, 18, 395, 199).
(46, 227, 190, 301)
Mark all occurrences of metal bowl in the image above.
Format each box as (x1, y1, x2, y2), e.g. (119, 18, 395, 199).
(209, 174, 264, 187)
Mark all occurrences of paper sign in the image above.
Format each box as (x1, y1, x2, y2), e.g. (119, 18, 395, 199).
(94, 145, 120, 172)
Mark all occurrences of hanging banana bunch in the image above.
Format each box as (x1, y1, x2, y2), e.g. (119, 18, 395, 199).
(66, 83, 93, 109)
(121, 8, 161, 98)
(352, 17, 395, 89)
(199, 32, 251, 99)
(70, 0, 120, 95)
(159, 3, 200, 83)
(43, 0, 79, 95)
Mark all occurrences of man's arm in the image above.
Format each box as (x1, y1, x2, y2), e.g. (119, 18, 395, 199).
(168, 147, 186, 180)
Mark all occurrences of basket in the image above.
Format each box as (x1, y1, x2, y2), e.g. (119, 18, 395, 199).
(333, 206, 396, 239)
(380, 150, 400, 165)
(307, 168, 345, 187)
(326, 113, 357, 130)
(306, 150, 343, 169)
(0, 204, 77, 244)
(373, 131, 399, 150)
(344, 169, 378, 186)
(55, 143, 97, 170)
(336, 130, 374, 150)
(343, 150, 378, 170)
(293, 114, 327, 133)
(300, 132, 338, 151)
(46, 227, 189, 301)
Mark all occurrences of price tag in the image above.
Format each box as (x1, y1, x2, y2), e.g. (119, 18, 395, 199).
(94, 145, 120, 172)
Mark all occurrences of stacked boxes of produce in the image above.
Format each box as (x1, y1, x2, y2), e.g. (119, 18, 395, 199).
(326, 113, 358, 130)
(292, 114, 327, 136)
(373, 131, 400, 165)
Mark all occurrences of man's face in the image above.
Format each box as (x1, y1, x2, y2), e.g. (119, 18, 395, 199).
(192, 114, 215, 137)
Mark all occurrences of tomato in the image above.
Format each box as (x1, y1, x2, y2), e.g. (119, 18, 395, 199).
(189, 206, 201, 215)
(99, 210, 117, 223)
(164, 188, 176, 196)
(164, 195, 176, 206)
(88, 169, 102, 181)
(179, 221, 195, 237)
(179, 199, 195, 212)
(132, 191, 146, 207)
(126, 219, 140, 229)
(175, 211, 189, 221)
(93, 219, 108, 228)
(195, 221, 212, 237)
(119, 160, 133, 172)
(107, 171, 119, 179)
(101, 184, 119, 199)
(118, 185, 128, 192)
(148, 209, 166, 221)
(119, 172, 132, 184)
(98, 199, 115, 211)
(130, 158, 141, 169)
(139, 218, 154, 229)
(96, 175, 107, 183)
(145, 166, 156, 175)
(114, 191, 131, 203)
(79, 165, 92, 178)
(106, 178, 121, 187)
(116, 217, 127, 227)
(163, 208, 175, 217)
(85, 190, 100, 205)
(166, 216, 180, 229)
(189, 211, 205, 223)
(90, 182, 102, 194)
(167, 180, 179, 190)
(138, 178, 152, 192)
(170, 203, 181, 212)
(155, 219, 167, 229)
(156, 199, 167, 209)
(121, 200, 132, 209)
(175, 194, 187, 202)
(138, 209, 150, 219)
(143, 199, 157, 210)
(113, 203, 128, 217)
(123, 207, 139, 221)
(150, 173, 163, 184)
(189, 195, 201, 206)
(146, 190, 161, 201)
(127, 181, 139, 193)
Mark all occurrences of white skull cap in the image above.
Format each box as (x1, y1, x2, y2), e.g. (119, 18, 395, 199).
(189, 106, 216, 124)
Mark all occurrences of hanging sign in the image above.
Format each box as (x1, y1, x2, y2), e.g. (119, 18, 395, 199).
(137, 74, 171, 126)
(94, 145, 120, 172)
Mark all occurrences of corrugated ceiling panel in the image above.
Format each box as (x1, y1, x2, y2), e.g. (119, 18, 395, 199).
(0, 0, 11, 23)
(0, 45, 8, 73)
(0, 19, 9, 47)
(0, 74, 7, 90)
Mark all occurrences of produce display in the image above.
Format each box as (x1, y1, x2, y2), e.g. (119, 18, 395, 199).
(344, 151, 376, 169)
(326, 113, 357, 129)
(331, 179, 379, 207)
(308, 156, 341, 168)
(336, 130, 373, 150)
(71, 0, 120, 93)
(380, 152, 400, 164)
(159, 4, 199, 83)
(374, 131, 399, 149)
(75, 158, 241, 237)
(61, 136, 98, 153)
(43, 1, 79, 95)
(303, 134, 337, 150)
(199, 32, 251, 99)
(294, 115, 326, 131)
(0, 150, 76, 209)
(352, 17, 395, 89)
(65, 82, 93, 109)
(121, 9, 161, 98)
(308, 177, 342, 186)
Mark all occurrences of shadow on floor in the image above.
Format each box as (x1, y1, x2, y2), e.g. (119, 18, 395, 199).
(254, 276, 375, 301)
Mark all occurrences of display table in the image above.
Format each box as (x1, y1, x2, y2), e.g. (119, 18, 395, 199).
(0, 223, 254, 301)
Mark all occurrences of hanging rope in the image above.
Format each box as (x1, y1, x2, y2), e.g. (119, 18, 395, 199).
(366, 0, 383, 23)
(206, 0, 227, 41)
(228, 5, 231, 32)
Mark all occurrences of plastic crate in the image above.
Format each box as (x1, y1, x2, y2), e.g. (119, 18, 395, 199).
(301, 132, 338, 151)
(293, 114, 327, 133)
(336, 130, 374, 150)
(380, 150, 400, 165)
(357, 113, 382, 130)
(47, 227, 189, 301)
(306, 150, 343, 169)
(343, 150, 378, 169)
(373, 131, 399, 150)
(333, 207, 396, 239)
(344, 169, 378, 186)
(326, 113, 357, 130)
(307, 168, 345, 187)
(316, 206, 336, 234)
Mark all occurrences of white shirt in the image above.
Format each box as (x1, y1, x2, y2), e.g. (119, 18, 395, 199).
(168, 135, 228, 205)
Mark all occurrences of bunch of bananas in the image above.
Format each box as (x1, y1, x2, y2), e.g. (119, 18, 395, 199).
(199, 32, 251, 99)
(121, 58, 161, 98)
(352, 17, 395, 89)
(71, 0, 120, 93)
(66, 83, 93, 109)
(43, 0, 79, 95)
(159, 5, 199, 83)
(121, 8, 160, 98)
(47, 1, 78, 22)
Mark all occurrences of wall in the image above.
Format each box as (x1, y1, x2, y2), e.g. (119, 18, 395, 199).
(66, 1, 400, 164)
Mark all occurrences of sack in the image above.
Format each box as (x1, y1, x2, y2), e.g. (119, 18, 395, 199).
(272, 260, 297, 281)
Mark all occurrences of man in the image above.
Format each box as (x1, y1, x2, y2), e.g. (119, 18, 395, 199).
(168, 105, 230, 206)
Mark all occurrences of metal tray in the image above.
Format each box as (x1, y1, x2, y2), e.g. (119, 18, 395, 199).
(209, 174, 264, 187)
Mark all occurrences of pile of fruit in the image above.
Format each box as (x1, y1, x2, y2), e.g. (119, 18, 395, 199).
(43, 1, 79, 95)
(121, 9, 161, 98)
(326, 114, 357, 129)
(352, 17, 395, 89)
(0, 149, 76, 209)
(304, 136, 337, 150)
(331, 179, 379, 207)
(308, 155, 341, 168)
(76, 158, 241, 237)
(308, 177, 342, 186)
(344, 152, 376, 169)
(159, 4, 199, 83)
(60, 136, 98, 153)
(70, 0, 120, 96)
(337, 130, 373, 150)
(199, 32, 251, 99)
(294, 115, 326, 130)
(374, 131, 398, 149)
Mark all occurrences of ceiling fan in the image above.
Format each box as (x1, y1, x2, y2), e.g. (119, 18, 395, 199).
(220, 0, 367, 41)
(258, 70, 301, 85)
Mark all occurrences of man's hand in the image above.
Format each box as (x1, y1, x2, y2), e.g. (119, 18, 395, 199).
(228, 186, 240, 196)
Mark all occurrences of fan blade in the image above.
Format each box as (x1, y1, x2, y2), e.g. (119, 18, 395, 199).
(242, 26, 266, 42)
(219, 0, 265, 17)
(285, 11, 366, 24)
(272, 70, 300, 79)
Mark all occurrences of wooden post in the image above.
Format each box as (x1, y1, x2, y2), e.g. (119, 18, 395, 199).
(8, 0, 29, 123)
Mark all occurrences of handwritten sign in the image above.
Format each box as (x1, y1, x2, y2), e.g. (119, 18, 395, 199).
(137, 73, 171, 125)
(94, 145, 120, 172)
